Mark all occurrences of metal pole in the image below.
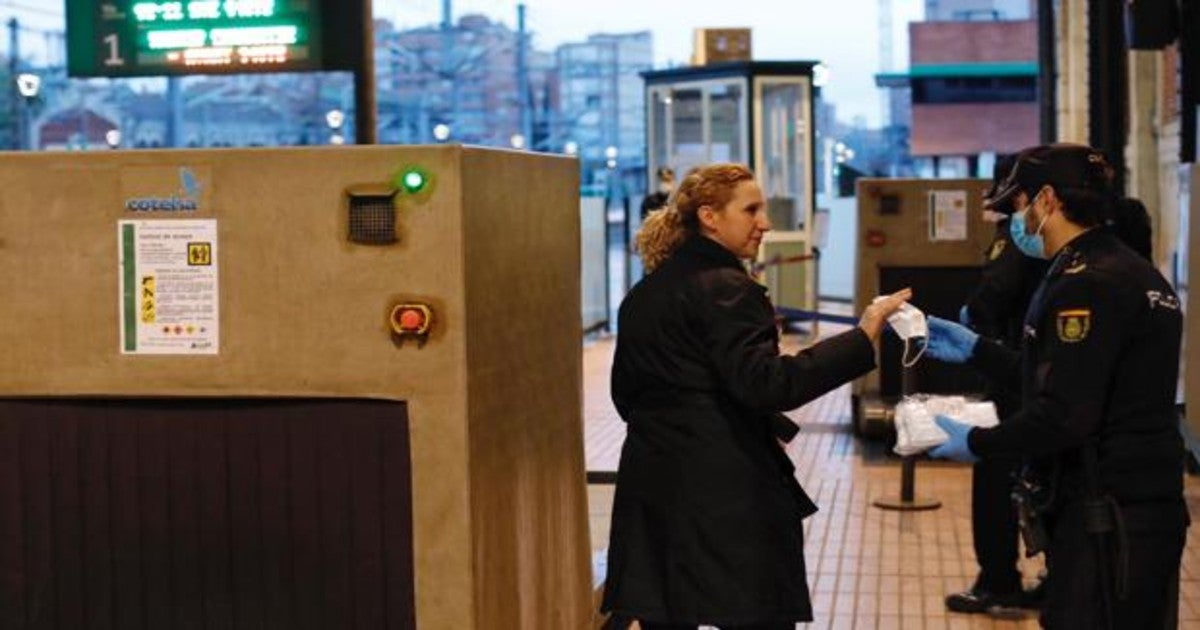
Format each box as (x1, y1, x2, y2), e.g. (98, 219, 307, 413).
(517, 3, 532, 145)
(20, 96, 29, 150)
(355, 0, 377, 144)
(609, 39, 619, 164)
(8, 18, 19, 150)
(167, 77, 183, 147)
(1181, 0, 1198, 163)
(900, 456, 916, 501)
(873, 363, 941, 511)
(810, 248, 820, 340)
(1087, 0, 1127, 194)
(441, 0, 458, 143)
(1037, 0, 1057, 143)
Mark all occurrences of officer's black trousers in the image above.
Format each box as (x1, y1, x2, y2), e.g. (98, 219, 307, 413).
(640, 621, 793, 630)
(970, 453, 1023, 594)
(1040, 501, 1186, 629)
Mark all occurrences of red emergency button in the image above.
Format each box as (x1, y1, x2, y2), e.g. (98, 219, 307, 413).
(390, 303, 433, 342)
(399, 309, 424, 330)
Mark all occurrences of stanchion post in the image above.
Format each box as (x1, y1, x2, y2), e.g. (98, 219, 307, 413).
(873, 362, 941, 511)
(810, 248, 821, 340)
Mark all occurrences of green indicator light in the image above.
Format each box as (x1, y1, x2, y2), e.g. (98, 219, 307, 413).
(401, 170, 427, 194)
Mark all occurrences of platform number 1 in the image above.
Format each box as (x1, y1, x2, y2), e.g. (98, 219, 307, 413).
(103, 33, 125, 67)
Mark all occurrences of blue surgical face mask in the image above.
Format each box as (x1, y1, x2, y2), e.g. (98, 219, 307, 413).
(1009, 193, 1049, 259)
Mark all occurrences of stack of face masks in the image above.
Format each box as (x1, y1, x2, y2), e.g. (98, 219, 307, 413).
(893, 395, 999, 457)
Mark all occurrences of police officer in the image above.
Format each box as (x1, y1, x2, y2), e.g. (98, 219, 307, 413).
(945, 155, 1048, 615)
(924, 144, 1188, 628)
(640, 166, 676, 219)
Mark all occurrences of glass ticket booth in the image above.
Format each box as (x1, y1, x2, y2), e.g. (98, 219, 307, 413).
(643, 61, 819, 319)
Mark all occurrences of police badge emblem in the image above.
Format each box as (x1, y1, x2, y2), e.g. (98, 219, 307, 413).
(1056, 309, 1091, 343)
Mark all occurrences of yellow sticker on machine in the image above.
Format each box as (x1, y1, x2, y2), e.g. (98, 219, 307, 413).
(140, 276, 155, 324)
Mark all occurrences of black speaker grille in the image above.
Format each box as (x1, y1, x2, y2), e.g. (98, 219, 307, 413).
(348, 195, 398, 244)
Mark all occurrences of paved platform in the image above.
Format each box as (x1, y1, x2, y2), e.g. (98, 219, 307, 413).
(583, 328, 1200, 629)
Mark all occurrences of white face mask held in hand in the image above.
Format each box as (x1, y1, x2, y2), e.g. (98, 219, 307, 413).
(874, 298, 928, 368)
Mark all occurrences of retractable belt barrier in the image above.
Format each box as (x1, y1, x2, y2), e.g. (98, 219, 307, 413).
(751, 252, 816, 274)
(753, 252, 854, 332)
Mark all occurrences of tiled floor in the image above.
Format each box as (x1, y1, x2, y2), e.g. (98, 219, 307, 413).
(583, 327, 1200, 629)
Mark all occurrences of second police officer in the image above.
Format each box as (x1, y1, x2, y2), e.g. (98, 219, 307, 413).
(945, 155, 1048, 616)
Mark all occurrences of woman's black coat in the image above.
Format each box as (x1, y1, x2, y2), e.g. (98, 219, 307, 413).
(600, 236, 877, 626)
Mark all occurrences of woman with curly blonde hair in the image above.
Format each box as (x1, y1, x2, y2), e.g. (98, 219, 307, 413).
(602, 163, 910, 629)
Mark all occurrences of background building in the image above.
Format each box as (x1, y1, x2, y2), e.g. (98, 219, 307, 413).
(554, 32, 652, 187)
(554, 32, 653, 191)
(374, 14, 554, 147)
(876, 2, 1038, 178)
(923, 0, 1031, 21)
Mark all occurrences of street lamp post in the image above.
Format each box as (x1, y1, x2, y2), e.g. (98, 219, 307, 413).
(326, 109, 346, 145)
(824, 139, 854, 196)
(15, 72, 40, 150)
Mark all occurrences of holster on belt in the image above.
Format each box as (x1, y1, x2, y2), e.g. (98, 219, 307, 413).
(1082, 443, 1129, 601)
(1011, 472, 1051, 557)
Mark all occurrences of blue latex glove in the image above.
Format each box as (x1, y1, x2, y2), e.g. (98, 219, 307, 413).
(928, 415, 979, 463)
(925, 316, 979, 364)
(958, 304, 971, 326)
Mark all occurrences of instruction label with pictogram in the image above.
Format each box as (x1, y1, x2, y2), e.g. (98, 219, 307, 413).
(118, 219, 219, 355)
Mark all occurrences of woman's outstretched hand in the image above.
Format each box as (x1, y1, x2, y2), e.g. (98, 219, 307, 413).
(859, 288, 913, 342)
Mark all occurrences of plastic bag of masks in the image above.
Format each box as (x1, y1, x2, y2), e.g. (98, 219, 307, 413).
(893, 395, 999, 457)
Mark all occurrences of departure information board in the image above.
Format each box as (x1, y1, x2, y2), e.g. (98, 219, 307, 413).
(66, 1, 361, 77)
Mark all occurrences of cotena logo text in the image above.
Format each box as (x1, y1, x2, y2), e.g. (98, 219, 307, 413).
(125, 168, 203, 212)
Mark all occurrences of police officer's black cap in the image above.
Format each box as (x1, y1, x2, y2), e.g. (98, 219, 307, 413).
(982, 154, 1019, 214)
(985, 143, 1114, 210)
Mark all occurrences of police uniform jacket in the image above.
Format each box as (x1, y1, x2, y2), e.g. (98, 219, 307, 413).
(965, 229, 1185, 509)
(601, 235, 876, 625)
(963, 220, 1049, 415)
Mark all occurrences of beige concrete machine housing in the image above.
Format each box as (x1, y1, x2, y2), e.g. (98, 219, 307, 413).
(0, 145, 591, 629)
(852, 178, 995, 437)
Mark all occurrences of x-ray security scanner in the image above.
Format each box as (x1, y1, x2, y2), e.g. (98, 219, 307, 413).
(0, 145, 592, 629)
(852, 177, 996, 438)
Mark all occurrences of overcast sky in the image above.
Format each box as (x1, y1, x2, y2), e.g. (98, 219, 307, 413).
(5, 0, 931, 128)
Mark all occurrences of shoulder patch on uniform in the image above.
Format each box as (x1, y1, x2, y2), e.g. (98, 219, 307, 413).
(1056, 309, 1091, 343)
(1059, 250, 1087, 275)
(988, 239, 1006, 261)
